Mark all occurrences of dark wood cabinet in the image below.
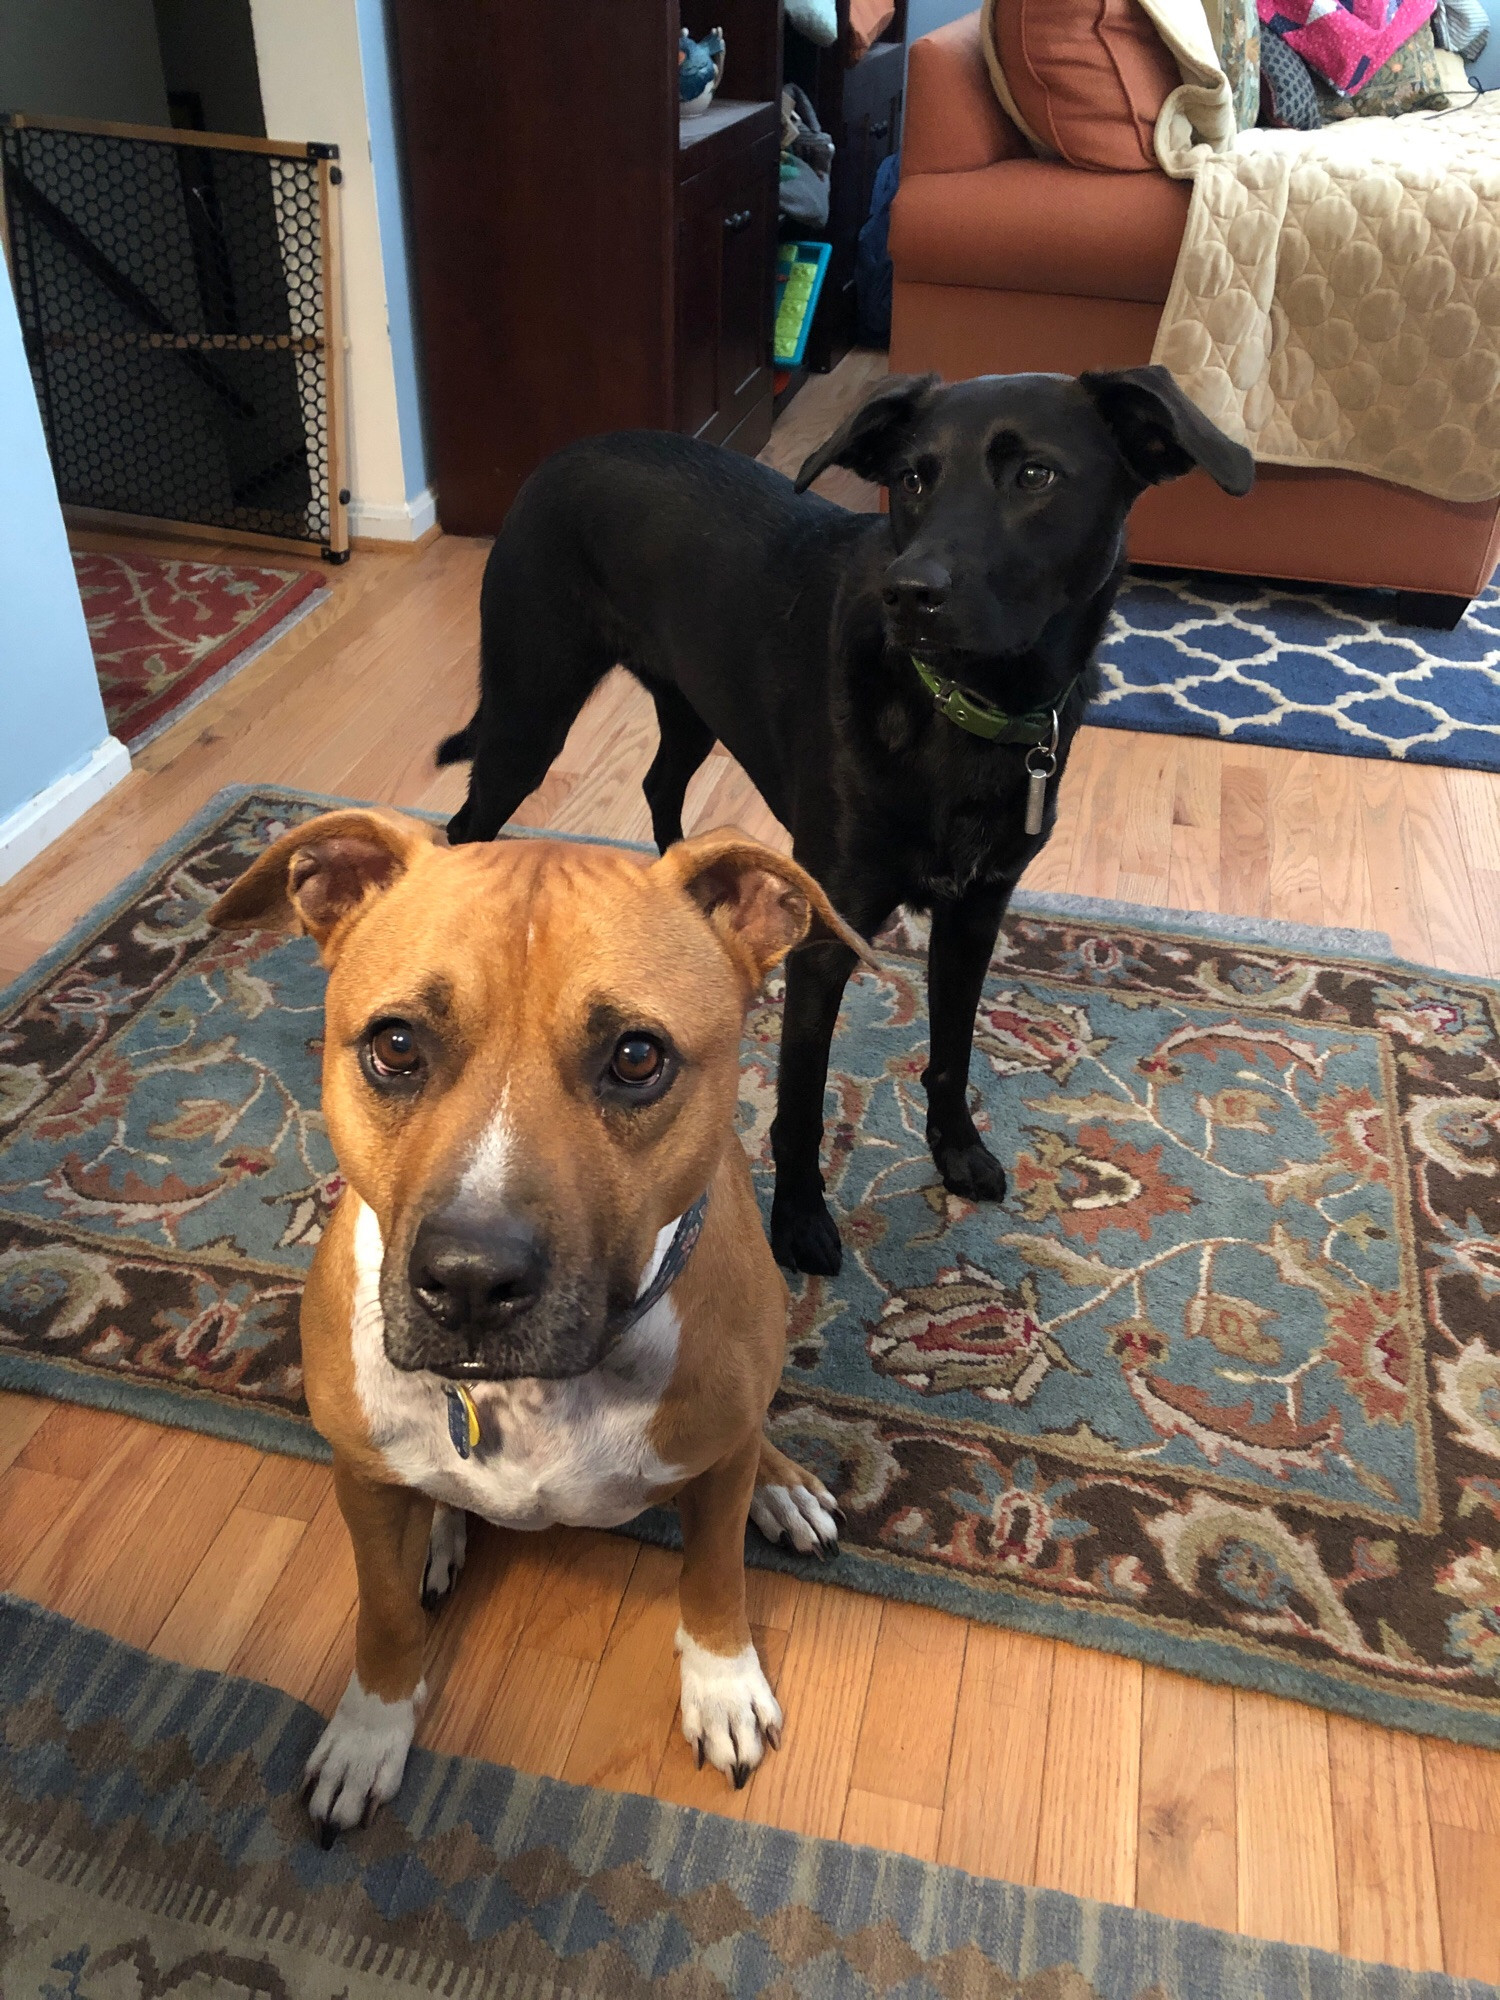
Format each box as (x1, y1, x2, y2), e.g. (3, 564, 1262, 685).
(388, 1, 782, 536)
(784, 0, 907, 370)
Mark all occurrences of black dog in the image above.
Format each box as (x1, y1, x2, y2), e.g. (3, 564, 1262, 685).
(439, 367, 1252, 1274)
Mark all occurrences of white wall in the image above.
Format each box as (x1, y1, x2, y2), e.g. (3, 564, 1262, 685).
(251, 0, 431, 539)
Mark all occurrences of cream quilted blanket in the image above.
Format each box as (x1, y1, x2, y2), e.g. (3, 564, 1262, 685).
(1139, 0, 1500, 501)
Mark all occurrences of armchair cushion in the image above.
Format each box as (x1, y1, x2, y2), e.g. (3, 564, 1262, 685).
(890, 156, 1190, 302)
(903, 13, 1027, 175)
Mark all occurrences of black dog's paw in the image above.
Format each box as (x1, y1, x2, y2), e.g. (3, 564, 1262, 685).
(933, 1137, 1008, 1204)
(771, 1192, 844, 1276)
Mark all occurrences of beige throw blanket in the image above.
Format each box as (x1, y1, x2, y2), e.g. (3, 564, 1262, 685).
(1140, 0, 1500, 502)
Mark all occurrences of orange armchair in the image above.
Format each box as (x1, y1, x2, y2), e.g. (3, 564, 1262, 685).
(888, 13, 1500, 620)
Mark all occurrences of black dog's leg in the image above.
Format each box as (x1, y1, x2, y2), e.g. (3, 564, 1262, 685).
(642, 683, 715, 852)
(924, 888, 1011, 1203)
(770, 937, 859, 1277)
(448, 703, 577, 845)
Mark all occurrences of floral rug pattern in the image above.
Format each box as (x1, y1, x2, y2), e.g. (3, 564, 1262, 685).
(1, 788, 1498, 1744)
(75, 552, 326, 750)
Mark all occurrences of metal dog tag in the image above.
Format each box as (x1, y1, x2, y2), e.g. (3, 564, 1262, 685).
(1024, 710, 1061, 838)
(1024, 764, 1050, 837)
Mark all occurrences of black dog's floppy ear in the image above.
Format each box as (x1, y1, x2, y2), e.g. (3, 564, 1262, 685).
(1081, 366, 1254, 496)
(794, 372, 942, 493)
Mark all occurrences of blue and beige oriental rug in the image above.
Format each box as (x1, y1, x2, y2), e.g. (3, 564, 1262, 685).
(1, 786, 1498, 1749)
(3, 1596, 1495, 1998)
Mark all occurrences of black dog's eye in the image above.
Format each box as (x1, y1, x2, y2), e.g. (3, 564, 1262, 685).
(609, 1033, 665, 1087)
(1017, 462, 1057, 492)
(897, 468, 923, 497)
(366, 1020, 423, 1082)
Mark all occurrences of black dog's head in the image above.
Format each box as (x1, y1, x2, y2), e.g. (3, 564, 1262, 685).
(795, 367, 1253, 662)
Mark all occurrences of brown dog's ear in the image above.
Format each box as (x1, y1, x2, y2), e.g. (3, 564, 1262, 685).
(793, 371, 942, 494)
(654, 828, 878, 988)
(207, 808, 437, 957)
(1081, 365, 1254, 496)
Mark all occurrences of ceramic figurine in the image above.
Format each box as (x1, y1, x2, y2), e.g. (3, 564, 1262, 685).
(679, 26, 726, 117)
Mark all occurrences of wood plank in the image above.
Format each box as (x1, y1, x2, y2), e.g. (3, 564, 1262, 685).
(521, 1528, 639, 1662)
(1430, 1824, 1500, 1983)
(151, 1507, 308, 1671)
(1113, 731, 1178, 910)
(1218, 756, 1270, 919)
(473, 1644, 597, 1775)
(1264, 751, 1324, 927)
(18, 1401, 155, 1481)
(849, 1600, 967, 1811)
(1327, 1714, 1443, 1973)
(1234, 1691, 1339, 1952)
(741, 1582, 883, 1840)
(938, 1624, 1054, 1885)
(421, 1526, 557, 1753)
(229, 1482, 359, 1704)
(561, 1545, 683, 1795)
(238, 1453, 332, 1523)
(0, 1392, 51, 1477)
(1167, 736, 1222, 915)
(1035, 1644, 1142, 1908)
(1136, 1669, 1237, 1933)
(1400, 761, 1487, 977)
(9, 1423, 192, 1611)
(1355, 755, 1432, 964)
(841, 1788, 944, 1863)
(1422, 1737, 1500, 1836)
(1309, 742, 1378, 938)
(0, 1467, 82, 1590)
(54, 1434, 260, 1647)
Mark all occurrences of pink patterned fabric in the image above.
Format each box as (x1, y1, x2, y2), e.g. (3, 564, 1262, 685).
(74, 552, 327, 750)
(1258, 0, 1436, 95)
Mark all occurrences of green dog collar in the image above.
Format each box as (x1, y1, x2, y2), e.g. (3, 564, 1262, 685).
(910, 655, 1081, 744)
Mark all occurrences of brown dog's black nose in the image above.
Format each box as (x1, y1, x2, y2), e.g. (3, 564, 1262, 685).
(409, 1212, 548, 1334)
(882, 557, 951, 618)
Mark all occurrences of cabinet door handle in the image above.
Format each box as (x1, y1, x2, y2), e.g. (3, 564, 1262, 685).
(724, 208, 752, 233)
(870, 119, 890, 140)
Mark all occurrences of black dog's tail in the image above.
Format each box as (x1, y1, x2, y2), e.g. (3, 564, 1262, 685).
(436, 715, 478, 766)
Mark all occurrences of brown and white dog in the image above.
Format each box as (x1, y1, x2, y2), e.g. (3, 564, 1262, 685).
(209, 809, 868, 1841)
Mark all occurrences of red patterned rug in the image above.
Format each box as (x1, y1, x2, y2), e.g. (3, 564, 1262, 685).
(74, 552, 328, 750)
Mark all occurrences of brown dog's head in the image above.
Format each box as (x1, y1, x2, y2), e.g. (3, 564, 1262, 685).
(209, 812, 868, 1381)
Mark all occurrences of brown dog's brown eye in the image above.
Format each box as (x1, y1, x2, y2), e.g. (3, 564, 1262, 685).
(368, 1021, 422, 1079)
(610, 1033, 664, 1086)
(898, 468, 922, 496)
(1017, 462, 1056, 491)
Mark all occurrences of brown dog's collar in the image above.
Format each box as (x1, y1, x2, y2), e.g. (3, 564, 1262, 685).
(614, 1191, 710, 1337)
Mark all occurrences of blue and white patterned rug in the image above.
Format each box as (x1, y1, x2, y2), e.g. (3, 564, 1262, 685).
(1090, 569, 1500, 768)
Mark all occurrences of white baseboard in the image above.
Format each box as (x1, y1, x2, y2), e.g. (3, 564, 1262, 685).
(0, 736, 131, 887)
(346, 486, 437, 542)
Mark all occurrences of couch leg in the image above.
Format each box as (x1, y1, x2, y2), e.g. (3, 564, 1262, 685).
(1394, 591, 1470, 631)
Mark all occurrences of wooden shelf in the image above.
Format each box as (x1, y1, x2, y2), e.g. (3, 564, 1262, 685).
(677, 96, 777, 179)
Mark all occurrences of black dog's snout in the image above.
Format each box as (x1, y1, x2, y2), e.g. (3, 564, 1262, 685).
(409, 1211, 548, 1334)
(882, 557, 951, 618)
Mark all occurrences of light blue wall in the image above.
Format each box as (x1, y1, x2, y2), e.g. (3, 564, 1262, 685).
(0, 277, 111, 823)
(906, 0, 973, 46)
(354, 0, 429, 503)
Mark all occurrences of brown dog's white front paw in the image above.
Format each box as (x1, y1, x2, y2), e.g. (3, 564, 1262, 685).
(304, 1674, 424, 1845)
(675, 1627, 782, 1789)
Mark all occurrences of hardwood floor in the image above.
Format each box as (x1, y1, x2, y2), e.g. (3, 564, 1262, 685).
(2, 358, 1498, 1979)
